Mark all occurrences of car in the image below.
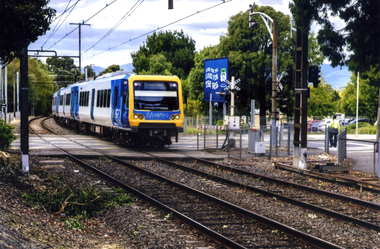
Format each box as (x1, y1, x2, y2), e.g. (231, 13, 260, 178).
(318, 119, 332, 131)
(347, 118, 373, 126)
(307, 120, 321, 131)
(311, 121, 322, 131)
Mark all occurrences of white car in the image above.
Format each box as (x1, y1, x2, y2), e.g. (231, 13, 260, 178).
(318, 119, 332, 131)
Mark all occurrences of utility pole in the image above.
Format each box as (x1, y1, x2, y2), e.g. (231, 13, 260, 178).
(293, 28, 309, 169)
(20, 47, 29, 172)
(70, 22, 90, 80)
(249, 4, 278, 148)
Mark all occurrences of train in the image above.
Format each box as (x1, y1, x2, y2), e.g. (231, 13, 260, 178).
(52, 71, 184, 147)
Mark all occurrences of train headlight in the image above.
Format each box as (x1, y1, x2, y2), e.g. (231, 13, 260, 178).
(175, 115, 180, 120)
(134, 114, 139, 119)
(170, 115, 175, 120)
(139, 115, 144, 120)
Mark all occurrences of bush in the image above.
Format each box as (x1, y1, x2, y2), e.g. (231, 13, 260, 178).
(0, 119, 17, 150)
(345, 123, 377, 134)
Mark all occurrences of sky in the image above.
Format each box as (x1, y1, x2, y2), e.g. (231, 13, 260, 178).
(30, 0, 293, 68)
(30, 0, 350, 86)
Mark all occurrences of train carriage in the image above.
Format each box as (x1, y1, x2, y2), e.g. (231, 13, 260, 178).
(52, 71, 184, 147)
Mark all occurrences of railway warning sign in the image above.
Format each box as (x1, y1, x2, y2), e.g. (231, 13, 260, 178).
(204, 58, 228, 103)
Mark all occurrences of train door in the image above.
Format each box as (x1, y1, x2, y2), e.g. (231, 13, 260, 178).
(70, 86, 79, 119)
(111, 80, 121, 126)
(56, 90, 61, 114)
(91, 89, 95, 120)
(63, 93, 66, 114)
(122, 80, 129, 127)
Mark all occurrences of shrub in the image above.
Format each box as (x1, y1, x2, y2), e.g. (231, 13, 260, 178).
(0, 119, 17, 150)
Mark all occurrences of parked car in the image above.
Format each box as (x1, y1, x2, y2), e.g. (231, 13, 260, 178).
(318, 119, 332, 131)
(347, 118, 373, 126)
(307, 120, 321, 131)
(311, 121, 322, 131)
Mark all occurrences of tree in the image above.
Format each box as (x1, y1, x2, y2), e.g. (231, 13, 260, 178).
(0, 0, 55, 63)
(131, 30, 195, 79)
(28, 58, 55, 116)
(83, 65, 96, 79)
(46, 56, 77, 87)
(290, 0, 380, 80)
(217, 6, 323, 123)
(5, 58, 55, 116)
(340, 73, 378, 119)
(98, 65, 122, 76)
(187, 45, 221, 114)
(308, 78, 340, 118)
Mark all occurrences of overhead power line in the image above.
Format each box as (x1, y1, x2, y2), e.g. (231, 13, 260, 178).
(83, 0, 233, 61)
(48, 0, 119, 50)
(42, 0, 80, 48)
(83, 0, 144, 54)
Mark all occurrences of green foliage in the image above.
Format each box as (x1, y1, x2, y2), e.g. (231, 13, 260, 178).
(46, 56, 77, 87)
(308, 78, 340, 117)
(290, 0, 380, 76)
(340, 73, 378, 119)
(21, 179, 134, 219)
(187, 45, 221, 115)
(131, 30, 195, 79)
(0, 119, 17, 150)
(98, 64, 122, 76)
(0, 0, 56, 64)
(345, 123, 377, 135)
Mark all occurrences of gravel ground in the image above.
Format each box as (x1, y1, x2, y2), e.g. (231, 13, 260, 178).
(1, 118, 219, 248)
(2, 118, 379, 248)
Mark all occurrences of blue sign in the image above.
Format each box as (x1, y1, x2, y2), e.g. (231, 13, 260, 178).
(204, 58, 228, 103)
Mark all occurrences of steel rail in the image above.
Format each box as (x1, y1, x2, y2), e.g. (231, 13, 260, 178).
(147, 154, 380, 231)
(27, 125, 341, 248)
(182, 154, 380, 210)
(25, 125, 246, 249)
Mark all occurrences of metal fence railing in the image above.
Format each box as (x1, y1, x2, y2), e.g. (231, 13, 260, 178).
(337, 129, 347, 165)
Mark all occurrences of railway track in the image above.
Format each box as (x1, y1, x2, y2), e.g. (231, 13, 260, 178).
(153, 155, 380, 231)
(28, 117, 380, 248)
(28, 117, 342, 248)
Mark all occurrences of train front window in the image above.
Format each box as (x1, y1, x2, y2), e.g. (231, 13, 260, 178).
(134, 81, 179, 111)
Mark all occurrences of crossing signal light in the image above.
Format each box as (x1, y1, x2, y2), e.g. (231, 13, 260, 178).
(235, 94, 241, 102)
(308, 66, 321, 88)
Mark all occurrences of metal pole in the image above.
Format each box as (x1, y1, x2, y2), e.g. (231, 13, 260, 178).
(13, 60, 16, 118)
(209, 93, 212, 127)
(20, 47, 29, 172)
(4, 65, 7, 123)
(0, 64, 3, 119)
(17, 72, 19, 113)
(271, 19, 278, 147)
(356, 72, 359, 136)
(240, 128, 242, 160)
(373, 142, 376, 176)
(230, 76, 235, 116)
(70, 22, 90, 80)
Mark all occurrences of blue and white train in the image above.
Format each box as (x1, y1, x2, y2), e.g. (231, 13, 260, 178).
(52, 71, 184, 147)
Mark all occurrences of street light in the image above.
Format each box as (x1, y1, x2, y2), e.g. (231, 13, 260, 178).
(249, 3, 278, 148)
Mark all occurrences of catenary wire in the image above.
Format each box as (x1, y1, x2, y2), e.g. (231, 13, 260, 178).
(42, 0, 79, 49)
(83, 0, 144, 54)
(83, 0, 233, 61)
(47, 0, 119, 50)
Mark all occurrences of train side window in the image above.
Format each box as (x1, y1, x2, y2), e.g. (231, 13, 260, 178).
(123, 89, 128, 108)
(96, 90, 100, 107)
(101, 90, 105, 108)
(107, 89, 111, 108)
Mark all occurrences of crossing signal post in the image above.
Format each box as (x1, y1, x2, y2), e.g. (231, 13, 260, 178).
(308, 65, 321, 87)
